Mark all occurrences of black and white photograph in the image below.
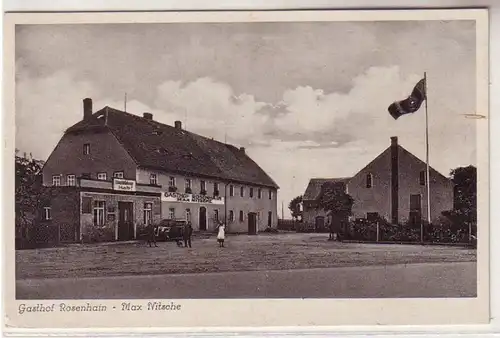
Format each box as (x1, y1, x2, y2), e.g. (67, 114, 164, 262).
(4, 8, 489, 328)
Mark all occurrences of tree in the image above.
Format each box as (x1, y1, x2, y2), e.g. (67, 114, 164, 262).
(443, 166, 476, 236)
(317, 182, 354, 218)
(15, 151, 45, 238)
(288, 195, 303, 221)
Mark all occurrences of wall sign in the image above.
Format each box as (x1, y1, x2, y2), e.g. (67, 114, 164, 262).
(113, 178, 136, 192)
(161, 191, 224, 205)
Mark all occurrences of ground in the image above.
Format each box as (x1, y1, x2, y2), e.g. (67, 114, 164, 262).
(16, 232, 477, 299)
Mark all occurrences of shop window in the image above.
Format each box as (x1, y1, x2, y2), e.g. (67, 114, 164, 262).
(239, 210, 244, 222)
(66, 174, 76, 186)
(43, 207, 51, 220)
(169, 208, 175, 220)
(97, 172, 107, 181)
(114, 171, 124, 179)
(143, 203, 153, 225)
(93, 201, 106, 226)
(52, 175, 61, 186)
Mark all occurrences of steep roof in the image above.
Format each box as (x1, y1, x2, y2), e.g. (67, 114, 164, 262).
(303, 177, 351, 201)
(66, 107, 279, 189)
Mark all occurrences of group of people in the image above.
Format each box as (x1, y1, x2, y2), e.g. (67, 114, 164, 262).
(146, 221, 226, 248)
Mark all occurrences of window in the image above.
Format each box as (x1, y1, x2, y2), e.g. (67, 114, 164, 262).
(239, 210, 244, 222)
(186, 208, 191, 222)
(82, 197, 92, 214)
(250, 187, 254, 198)
(52, 175, 61, 186)
(229, 210, 234, 222)
(258, 188, 262, 199)
(185, 178, 192, 193)
(150, 173, 157, 185)
(97, 172, 107, 181)
(269, 189, 273, 200)
(168, 208, 175, 220)
(83, 143, 90, 155)
(43, 207, 51, 220)
(200, 180, 206, 193)
(366, 173, 373, 188)
(214, 182, 220, 196)
(114, 171, 124, 179)
(66, 174, 76, 186)
(419, 171, 426, 186)
(169, 176, 176, 187)
(143, 203, 153, 225)
(229, 185, 234, 197)
(93, 201, 106, 226)
(366, 212, 379, 222)
(214, 209, 219, 221)
(240, 186, 245, 197)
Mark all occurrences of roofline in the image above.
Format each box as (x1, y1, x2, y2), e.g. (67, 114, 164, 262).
(303, 177, 351, 201)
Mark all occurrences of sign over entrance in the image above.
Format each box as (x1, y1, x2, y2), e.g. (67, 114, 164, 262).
(161, 191, 224, 205)
(113, 179, 136, 192)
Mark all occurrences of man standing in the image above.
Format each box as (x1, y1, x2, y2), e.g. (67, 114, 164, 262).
(183, 221, 193, 248)
(147, 223, 158, 247)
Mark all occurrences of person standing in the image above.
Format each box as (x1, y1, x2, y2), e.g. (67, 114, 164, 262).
(183, 221, 193, 248)
(147, 223, 158, 247)
(217, 222, 226, 247)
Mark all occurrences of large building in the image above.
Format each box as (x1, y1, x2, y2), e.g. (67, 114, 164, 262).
(40, 98, 279, 243)
(303, 137, 454, 230)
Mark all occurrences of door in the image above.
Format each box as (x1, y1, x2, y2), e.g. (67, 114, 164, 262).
(315, 216, 325, 232)
(248, 212, 257, 235)
(199, 207, 207, 231)
(118, 202, 134, 241)
(267, 211, 272, 228)
(409, 194, 422, 226)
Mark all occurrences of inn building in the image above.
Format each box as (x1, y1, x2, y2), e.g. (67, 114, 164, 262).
(40, 98, 279, 243)
(302, 137, 454, 230)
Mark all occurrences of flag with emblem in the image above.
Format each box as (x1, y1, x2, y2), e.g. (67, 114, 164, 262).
(388, 78, 426, 119)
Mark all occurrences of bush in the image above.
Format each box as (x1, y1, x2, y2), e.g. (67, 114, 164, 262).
(263, 227, 279, 233)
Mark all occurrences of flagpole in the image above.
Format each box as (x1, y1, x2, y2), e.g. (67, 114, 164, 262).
(423, 72, 431, 244)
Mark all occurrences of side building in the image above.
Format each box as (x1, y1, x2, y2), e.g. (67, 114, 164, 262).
(302, 137, 454, 229)
(40, 98, 279, 243)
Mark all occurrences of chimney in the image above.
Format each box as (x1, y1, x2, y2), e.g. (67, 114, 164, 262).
(174, 121, 182, 129)
(143, 112, 153, 120)
(83, 98, 92, 120)
(391, 136, 398, 147)
(390, 136, 399, 224)
(239, 147, 245, 153)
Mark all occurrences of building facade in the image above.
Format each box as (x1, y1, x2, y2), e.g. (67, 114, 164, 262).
(302, 137, 454, 229)
(40, 98, 279, 242)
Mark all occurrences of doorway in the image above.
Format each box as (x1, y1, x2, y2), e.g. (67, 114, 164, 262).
(315, 216, 325, 232)
(409, 194, 422, 226)
(248, 212, 257, 235)
(199, 207, 207, 231)
(118, 202, 134, 241)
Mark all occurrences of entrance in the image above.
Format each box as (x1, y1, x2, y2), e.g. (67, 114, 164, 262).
(199, 207, 207, 231)
(118, 202, 134, 241)
(409, 194, 422, 226)
(248, 212, 257, 235)
(315, 216, 325, 232)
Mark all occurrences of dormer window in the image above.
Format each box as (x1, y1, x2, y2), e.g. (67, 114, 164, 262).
(366, 173, 373, 188)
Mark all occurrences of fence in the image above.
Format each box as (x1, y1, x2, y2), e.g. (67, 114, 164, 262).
(277, 219, 299, 231)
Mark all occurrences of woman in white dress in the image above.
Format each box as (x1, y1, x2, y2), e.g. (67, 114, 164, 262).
(217, 223, 226, 247)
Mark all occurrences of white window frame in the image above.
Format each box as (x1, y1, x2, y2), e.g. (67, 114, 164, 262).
(114, 171, 124, 179)
(52, 175, 61, 186)
(143, 203, 153, 225)
(97, 172, 107, 181)
(169, 208, 175, 220)
(169, 176, 176, 187)
(150, 173, 158, 185)
(83, 143, 90, 155)
(185, 178, 192, 189)
(66, 174, 76, 186)
(43, 207, 51, 220)
(93, 201, 106, 226)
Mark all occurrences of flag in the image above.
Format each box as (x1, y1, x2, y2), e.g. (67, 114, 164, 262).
(388, 78, 426, 119)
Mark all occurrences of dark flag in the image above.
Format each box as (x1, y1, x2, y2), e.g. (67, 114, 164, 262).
(388, 78, 426, 119)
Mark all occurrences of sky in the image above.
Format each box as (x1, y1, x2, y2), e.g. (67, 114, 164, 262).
(15, 20, 477, 217)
